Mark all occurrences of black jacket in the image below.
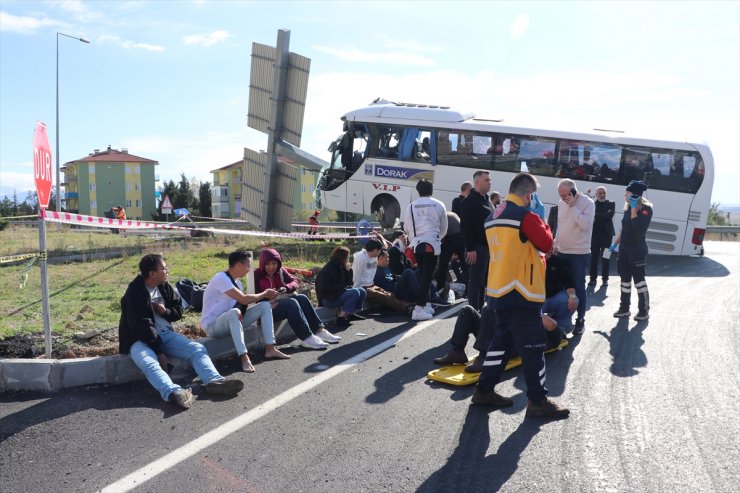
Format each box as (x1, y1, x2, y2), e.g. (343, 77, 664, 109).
(451, 194, 465, 216)
(620, 204, 653, 252)
(315, 258, 353, 304)
(118, 275, 183, 355)
(460, 189, 492, 251)
(592, 199, 616, 247)
(545, 254, 575, 299)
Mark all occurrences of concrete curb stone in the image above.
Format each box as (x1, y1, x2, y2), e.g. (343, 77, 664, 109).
(0, 307, 337, 393)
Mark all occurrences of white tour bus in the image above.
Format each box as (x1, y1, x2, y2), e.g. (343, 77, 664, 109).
(315, 99, 713, 256)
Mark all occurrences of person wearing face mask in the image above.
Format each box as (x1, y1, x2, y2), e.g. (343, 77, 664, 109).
(471, 172, 569, 420)
(611, 180, 653, 321)
(588, 186, 616, 287)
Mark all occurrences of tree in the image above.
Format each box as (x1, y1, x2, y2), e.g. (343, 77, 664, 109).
(175, 172, 195, 210)
(198, 181, 212, 217)
(708, 202, 729, 226)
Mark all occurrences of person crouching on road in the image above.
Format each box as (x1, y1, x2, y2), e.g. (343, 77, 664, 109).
(472, 173, 569, 420)
(612, 180, 653, 321)
(118, 253, 243, 409)
(200, 250, 290, 374)
(403, 179, 448, 321)
(254, 248, 341, 349)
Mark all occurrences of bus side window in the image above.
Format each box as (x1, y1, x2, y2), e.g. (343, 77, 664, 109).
(437, 130, 453, 161)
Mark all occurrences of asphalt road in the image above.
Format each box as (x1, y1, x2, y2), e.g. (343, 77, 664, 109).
(1, 241, 738, 493)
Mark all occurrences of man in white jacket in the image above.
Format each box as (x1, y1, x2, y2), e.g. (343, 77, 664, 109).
(404, 179, 448, 321)
(553, 178, 595, 334)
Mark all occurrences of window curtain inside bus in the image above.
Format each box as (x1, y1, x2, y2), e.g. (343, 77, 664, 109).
(430, 129, 437, 165)
(399, 128, 420, 160)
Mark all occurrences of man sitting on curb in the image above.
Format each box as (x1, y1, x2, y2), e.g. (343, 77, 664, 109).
(353, 235, 413, 315)
(200, 250, 291, 374)
(119, 253, 243, 409)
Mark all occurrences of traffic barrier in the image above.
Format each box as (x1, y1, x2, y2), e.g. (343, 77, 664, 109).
(41, 210, 372, 240)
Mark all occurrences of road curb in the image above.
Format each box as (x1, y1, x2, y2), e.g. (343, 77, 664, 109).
(0, 308, 335, 392)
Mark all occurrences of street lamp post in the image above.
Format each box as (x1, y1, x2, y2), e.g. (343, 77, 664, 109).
(56, 32, 90, 213)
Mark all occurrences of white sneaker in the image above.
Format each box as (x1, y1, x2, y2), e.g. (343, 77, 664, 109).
(412, 306, 433, 321)
(315, 328, 341, 344)
(424, 303, 434, 315)
(301, 334, 329, 350)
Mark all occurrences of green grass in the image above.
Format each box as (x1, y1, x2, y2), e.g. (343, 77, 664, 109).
(0, 224, 347, 343)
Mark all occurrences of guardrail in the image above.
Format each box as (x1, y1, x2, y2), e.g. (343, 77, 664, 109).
(706, 225, 740, 241)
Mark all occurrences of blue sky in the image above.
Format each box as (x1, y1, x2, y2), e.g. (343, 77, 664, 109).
(1, 0, 738, 206)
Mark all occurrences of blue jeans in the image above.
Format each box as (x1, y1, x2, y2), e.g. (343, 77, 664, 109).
(556, 252, 590, 320)
(322, 288, 366, 315)
(204, 301, 276, 355)
(129, 330, 223, 401)
(272, 294, 324, 341)
(542, 291, 573, 333)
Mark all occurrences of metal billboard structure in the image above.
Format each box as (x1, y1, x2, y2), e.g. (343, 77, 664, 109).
(244, 29, 326, 231)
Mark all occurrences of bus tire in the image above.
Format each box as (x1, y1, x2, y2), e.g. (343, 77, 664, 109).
(374, 196, 401, 229)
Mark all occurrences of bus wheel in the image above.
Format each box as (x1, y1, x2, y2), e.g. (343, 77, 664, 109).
(375, 197, 400, 229)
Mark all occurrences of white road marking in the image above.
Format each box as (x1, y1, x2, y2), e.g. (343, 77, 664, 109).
(101, 304, 465, 492)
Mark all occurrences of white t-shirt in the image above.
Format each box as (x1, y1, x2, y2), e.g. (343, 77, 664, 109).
(403, 196, 448, 255)
(200, 272, 241, 329)
(147, 285, 173, 334)
(352, 249, 377, 288)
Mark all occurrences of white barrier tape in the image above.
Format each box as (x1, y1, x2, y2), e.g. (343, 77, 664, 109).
(41, 210, 372, 240)
(291, 223, 362, 230)
(188, 214, 255, 224)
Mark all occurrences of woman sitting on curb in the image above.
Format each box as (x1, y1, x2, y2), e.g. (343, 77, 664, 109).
(254, 248, 341, 349)
(315, 246, 367, 326)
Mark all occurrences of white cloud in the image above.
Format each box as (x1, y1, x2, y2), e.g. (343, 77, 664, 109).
(182, 30, 231, 47)
(0, 11, 62, 33)
(97, 34, 164, 52)
(0, 168, 36, 199)
(46, 0, 102, 23)
(313, 45, 437, 67)
(122, 130, 264, 185)
(509, 14, 530, 40)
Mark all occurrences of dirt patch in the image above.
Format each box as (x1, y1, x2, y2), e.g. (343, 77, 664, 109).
(0, 277, 320, 360)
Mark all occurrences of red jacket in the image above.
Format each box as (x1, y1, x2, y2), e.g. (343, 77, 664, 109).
(254, 248, 299, 293)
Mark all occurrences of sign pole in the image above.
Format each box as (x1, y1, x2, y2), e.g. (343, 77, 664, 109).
(38, 210, 53, 358)
(33, 121, 54, 358)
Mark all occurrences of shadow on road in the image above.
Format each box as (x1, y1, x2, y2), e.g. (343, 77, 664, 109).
(647, 254, 729, 278)
(416, 406, 542, 492)
(365, 340, 447, 405)
(594, 318, 648, 377)
(0, 380, 196, 443)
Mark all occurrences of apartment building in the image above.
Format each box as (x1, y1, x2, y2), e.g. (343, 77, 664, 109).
(210, 160, 243, 219)
(211, 156, 319, 220)
(62, 146, 158, 219)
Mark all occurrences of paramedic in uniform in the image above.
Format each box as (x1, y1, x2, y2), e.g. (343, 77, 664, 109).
(471, 173, 569, 419)
(612, 180, 653, 321)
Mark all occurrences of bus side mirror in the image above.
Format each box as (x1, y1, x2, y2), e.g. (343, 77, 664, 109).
(328, 142, 337, 152)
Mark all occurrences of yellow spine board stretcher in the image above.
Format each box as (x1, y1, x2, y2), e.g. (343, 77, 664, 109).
(427, 339, 569, 386)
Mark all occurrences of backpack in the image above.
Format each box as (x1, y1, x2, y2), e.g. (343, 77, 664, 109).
(175, 279, 208, 311)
